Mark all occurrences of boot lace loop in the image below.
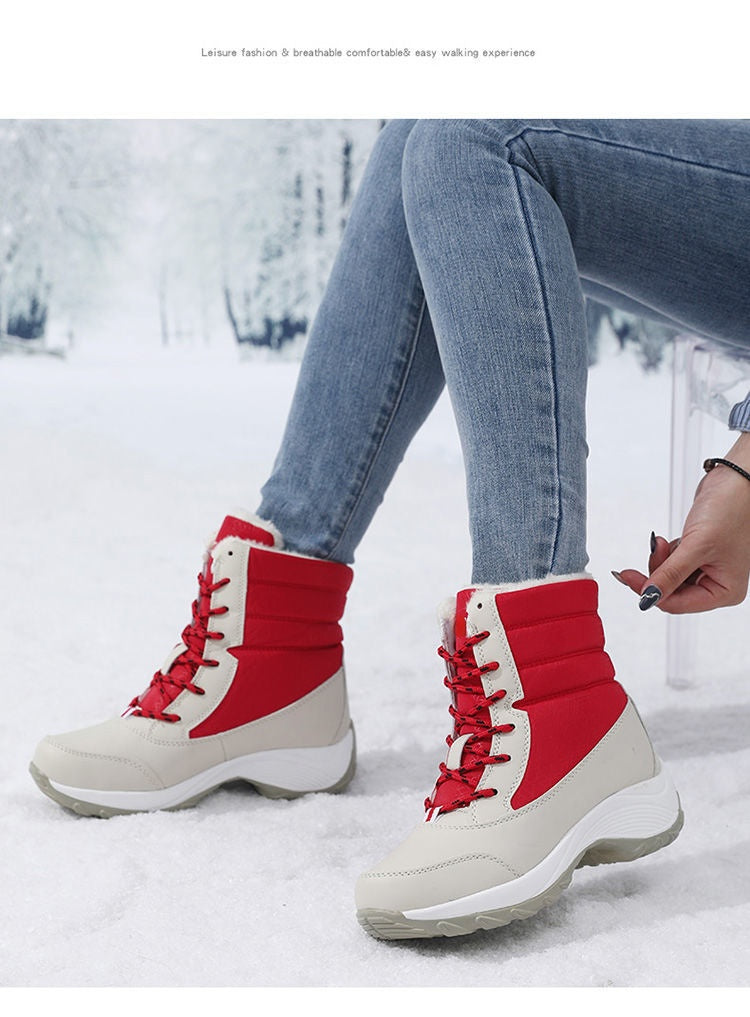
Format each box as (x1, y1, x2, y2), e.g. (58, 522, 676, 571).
(128, 572, 230, 723)
(424, 630, 512, 815)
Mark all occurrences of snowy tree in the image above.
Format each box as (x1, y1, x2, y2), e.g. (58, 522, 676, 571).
(131, 120, 381, 350)
(0, 120, 130, 343)
(1, 120, 382, 352)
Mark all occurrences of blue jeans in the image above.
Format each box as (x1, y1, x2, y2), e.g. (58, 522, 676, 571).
(258, 119, 750, 584)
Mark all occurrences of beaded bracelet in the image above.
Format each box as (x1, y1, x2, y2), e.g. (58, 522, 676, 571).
(703, 457, 750, 484)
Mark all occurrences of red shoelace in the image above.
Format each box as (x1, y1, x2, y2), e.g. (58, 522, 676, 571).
(424, 630, 514, 815)
(128, 570, 230, 723)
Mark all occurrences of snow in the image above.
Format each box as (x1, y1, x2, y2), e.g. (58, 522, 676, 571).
(2, 333, 750, 990)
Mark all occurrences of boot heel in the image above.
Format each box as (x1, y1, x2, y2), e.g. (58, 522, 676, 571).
(578, 768, 684, 867)
(580, 808, 684, 867)
(252, 725, 357, 799)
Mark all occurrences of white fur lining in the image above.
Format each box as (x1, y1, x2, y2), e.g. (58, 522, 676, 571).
(210, 507, 350, 567)
(223, 508, 284, 549)
(437, 572, 592, 624)
(202, 508, 281, 560)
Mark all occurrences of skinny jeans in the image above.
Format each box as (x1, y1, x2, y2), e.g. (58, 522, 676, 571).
(258, 119, 750, 583)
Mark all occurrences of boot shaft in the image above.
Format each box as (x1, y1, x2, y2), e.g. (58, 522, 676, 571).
(132, 513, 353, 737)
(430, 574, 627, 817)
(190, 526, 353, 737)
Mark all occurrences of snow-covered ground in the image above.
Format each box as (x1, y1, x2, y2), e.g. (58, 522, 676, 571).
(2, 332, 750, 989)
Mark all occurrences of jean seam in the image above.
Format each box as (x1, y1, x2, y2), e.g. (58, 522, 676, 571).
(502, 125, 750, 182)
(511, 163, 562, 574)
(323, 292, 429, 560)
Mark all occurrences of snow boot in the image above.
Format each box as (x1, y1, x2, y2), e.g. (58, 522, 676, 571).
(30, 512, 355, 816)
(355, 573, 683, 939)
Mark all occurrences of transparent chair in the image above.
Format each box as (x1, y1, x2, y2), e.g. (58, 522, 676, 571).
(667, 334, 750, 687)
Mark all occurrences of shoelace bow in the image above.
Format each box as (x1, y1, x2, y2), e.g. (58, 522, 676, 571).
(128, 571, 230, 723)
(424, 630, 513, 815)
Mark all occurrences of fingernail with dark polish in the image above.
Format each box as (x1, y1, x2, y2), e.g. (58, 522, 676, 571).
(650, 531, 657, 554)
(611, 570, 627, 586)
(639, 585, 662, 611)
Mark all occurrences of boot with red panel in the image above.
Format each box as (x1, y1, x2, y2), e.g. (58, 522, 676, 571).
(356, 573, 683, 939)
(30, 512, 355, 816)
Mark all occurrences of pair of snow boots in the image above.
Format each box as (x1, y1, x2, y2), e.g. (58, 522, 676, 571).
(30, 511, 682, 940)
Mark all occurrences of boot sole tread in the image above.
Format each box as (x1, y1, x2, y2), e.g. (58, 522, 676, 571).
(357, 808, 684, 940)
(29, 727, 357, 818)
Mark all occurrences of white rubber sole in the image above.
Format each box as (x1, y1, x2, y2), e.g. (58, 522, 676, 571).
(31, 726, 356, 817)
(358, 768, 683, 939)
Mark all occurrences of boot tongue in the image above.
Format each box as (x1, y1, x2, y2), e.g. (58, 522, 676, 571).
(451, 589, 483, 738)
(453, 588, 472, 644)
(133, 557, 219, 715)
(157, 515, 273, 700)
(429, 588, 492, 812)
(214, 514, 278, 546)
(131, 514, 280, 720)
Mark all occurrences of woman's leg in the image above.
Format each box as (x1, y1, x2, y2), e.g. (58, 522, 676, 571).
(355, 119, 750, 940)
(400, 118, 750, 584)
(258, 119, 445, 563)
(29, 120, 453, 818)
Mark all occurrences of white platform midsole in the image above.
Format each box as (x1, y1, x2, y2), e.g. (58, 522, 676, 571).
(402, 768, 681, 921)
(49, 728, 355, 810)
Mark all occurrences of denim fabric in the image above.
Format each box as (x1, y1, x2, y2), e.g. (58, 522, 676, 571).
(729, 399, 750, 431)
(259, 119, 750, 584)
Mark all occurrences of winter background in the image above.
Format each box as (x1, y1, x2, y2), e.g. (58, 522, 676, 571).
(1, 120, 750, 989)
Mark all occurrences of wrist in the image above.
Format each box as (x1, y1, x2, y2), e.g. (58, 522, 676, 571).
(726, 432, 750, 473)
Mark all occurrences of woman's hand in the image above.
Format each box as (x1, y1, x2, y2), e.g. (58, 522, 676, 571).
(614, 433, 750, 614)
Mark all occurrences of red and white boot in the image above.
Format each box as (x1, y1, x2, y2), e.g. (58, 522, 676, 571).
(30, 512, 355, 816)
(356, 573, 683, 939)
